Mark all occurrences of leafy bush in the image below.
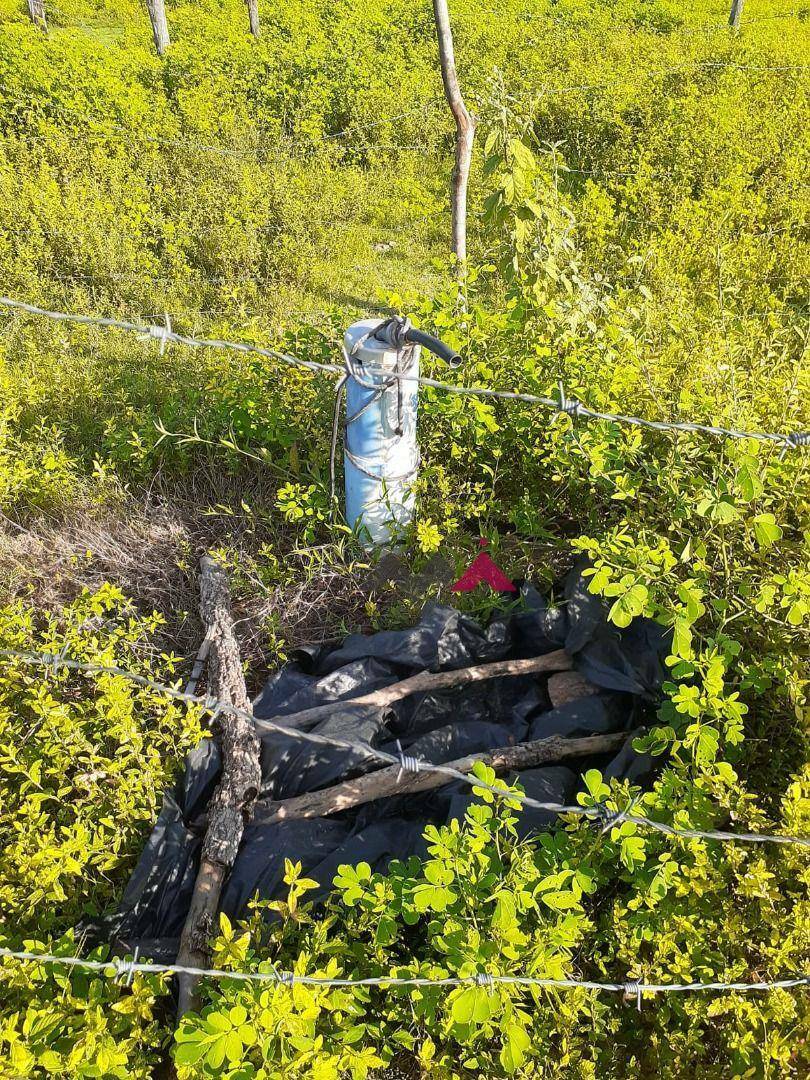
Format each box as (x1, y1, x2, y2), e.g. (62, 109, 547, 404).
(0, 587, 202, 1076)
(172, 765, 810, 1077)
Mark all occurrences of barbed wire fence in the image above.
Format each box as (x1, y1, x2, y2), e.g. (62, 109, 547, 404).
(1, 297, 808, 449)
(1, 945, 809, 1000)
(1, 55, 808, 165)
(0, 293, 807, 995)
(1, 646, 809, 850)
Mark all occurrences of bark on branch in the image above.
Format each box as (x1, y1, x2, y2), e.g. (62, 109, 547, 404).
(729, 0, 744, 29)
(254, 649, 573, 735)
(432, 0, 476, 266)
(175, 557, 261, 1020)
(257, 730, 629, 825)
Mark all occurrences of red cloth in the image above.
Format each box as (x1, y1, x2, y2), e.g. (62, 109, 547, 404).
(451, 539, 517, 593)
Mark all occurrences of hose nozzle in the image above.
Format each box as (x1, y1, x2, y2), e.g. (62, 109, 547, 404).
(372, 316, 462, 367)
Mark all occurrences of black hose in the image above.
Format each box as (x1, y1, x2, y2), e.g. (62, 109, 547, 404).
(403, 327, 462, 367)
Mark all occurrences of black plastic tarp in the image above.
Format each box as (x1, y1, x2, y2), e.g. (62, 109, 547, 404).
(105, 566, 669, 956)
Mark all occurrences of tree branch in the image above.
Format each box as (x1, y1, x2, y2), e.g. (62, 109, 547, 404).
(257, 730, 629, 824)
(253, 649, 573, 735)
(432, 0, 476, 265)
(175, 557, 261, 1020)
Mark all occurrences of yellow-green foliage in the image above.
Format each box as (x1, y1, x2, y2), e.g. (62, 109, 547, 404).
(0, 585, 204, 933)
(0, 586, 203, 1076)
(0, 0, 809, 1075)
(173, 767, 810, 1077)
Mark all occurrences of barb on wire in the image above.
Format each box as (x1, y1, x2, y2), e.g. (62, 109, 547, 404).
(1, 297, 806, 450)
(1, 647, 810, 850)
(0, 946, 808, 996)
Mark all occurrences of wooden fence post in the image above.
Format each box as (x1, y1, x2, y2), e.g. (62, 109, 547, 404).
(432, 0, 476, 268)
(27, 0, 47, 30)
(729, 0, 744, 29)
(246, 0, 260, 38)
(145, 0, 170, 56)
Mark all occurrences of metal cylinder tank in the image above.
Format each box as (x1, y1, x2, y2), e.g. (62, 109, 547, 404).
(343, 319, 420, 545)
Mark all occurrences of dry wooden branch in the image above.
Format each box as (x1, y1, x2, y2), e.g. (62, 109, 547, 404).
(254, 649, 573, 735)
(185, 628, 213, 696)
(547, 671, 599, 708)
(432, 0, 476, 265)
(258, 730, 629, 824)
(175, 557, 261, 1020)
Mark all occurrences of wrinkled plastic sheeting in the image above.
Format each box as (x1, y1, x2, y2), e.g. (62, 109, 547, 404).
(105, 565, 668, 954)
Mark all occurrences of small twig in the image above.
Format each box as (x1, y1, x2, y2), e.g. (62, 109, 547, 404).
(185, 627, 213, 696)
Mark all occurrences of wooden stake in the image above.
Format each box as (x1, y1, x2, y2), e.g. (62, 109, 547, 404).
(432, 0, 476, 267)
(175, 557, 261, 1020)
(145, 0, 170, 56)
(246, 0, 260, 38)
(27, 0, 46, 29)
(729, 0, 744, 29)
(253, 649, 573, 736)
(256, 729, 629, 825)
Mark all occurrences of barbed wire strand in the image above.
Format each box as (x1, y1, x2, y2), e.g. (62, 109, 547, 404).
(463, 8, 807, 32)
(1, 296, 807, 449)
(1, 647, 810, 850)
(0, 946, 808, 996)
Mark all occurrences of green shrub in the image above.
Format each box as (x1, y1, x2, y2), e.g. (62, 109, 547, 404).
(172, 764, 810, 1077)
(0, 587, 202, 1077)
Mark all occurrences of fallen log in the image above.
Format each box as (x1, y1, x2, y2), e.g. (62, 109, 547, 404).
(253, 649, 574, 735)
(175, 556, 261, 1020)
(256, 729, 630, 825)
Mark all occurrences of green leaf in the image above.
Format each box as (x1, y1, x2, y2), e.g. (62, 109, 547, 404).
(712, 498, 740, 524)
(500, 1021, 531, 1072)
(672, 617, 693, 660)
(752, 513, 783, 549)
(540, 890, 581, 911)
(205, 1011, 231, 1033)
(786, 600, 806, 626)
(174, 1041, 207, 1066)
(620, 834, 646, 870)
(224, 1029, 244, 1064)
(451, 986, 497, 1026)
(608, 583, 648, 627)
(583, 769, 609, 801)
(374, 915, 397, 947)
(736, 461, 764, 502)
(206, 1036, 228, 1070)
